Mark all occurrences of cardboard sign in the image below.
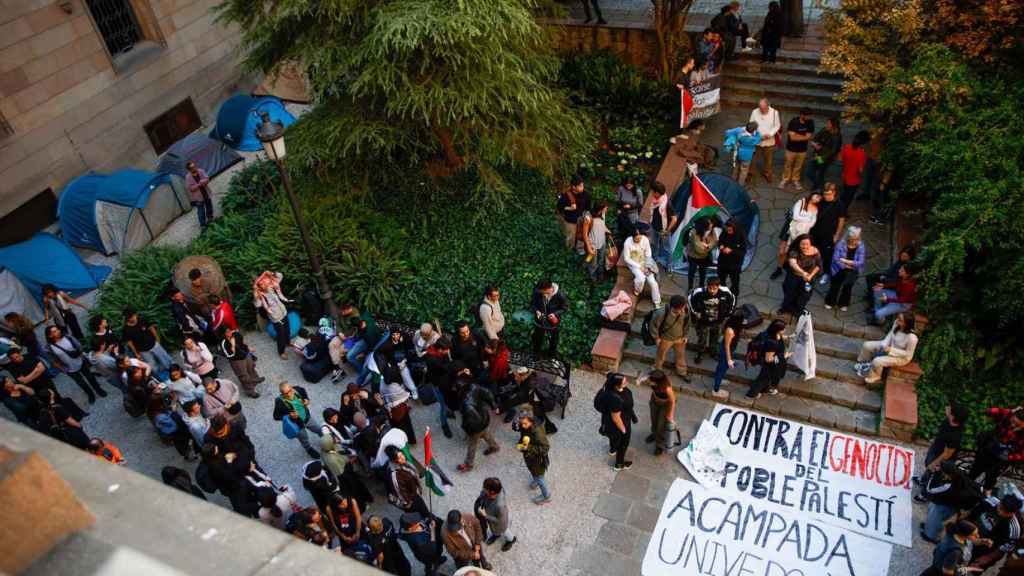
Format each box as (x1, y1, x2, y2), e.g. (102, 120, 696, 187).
(642, 479, 893, 576)
(708, 405, 915, 547)
(688, 68, 721, 121)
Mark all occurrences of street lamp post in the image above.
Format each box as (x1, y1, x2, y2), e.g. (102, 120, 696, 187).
(255, 112, 340, 326)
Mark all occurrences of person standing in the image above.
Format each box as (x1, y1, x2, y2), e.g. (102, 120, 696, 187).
(808, 117, 842, 191)
(761, 2, 784, 63)
(170, 289, 209, 344)
(580, 0, 606, 25)
(920, 521, 986, 576)
(643, 370, 676, 456)
(478, 477, 516, 551)
(202, 376, 245, 430)
(919, 462, 982, 543)
(443, 510, 492, 571)
(745, 319, 789, 399)
(186, 161, 214, 229)
(44, 325, 107, 403)
(479, 286, 505, 341)
(726, 1, 750, 56)
(530, 279, 568, 358)
(41, 284, 86, 340)
(364, 515, 412, 576)
(208, 295, 238, 333)
(824, 225, 864, 310)
(556, 175, 590, 252)
(181, 337, 218, 381)
(516, 413, 552, 505)
(968, 406, 1024, 491)
(685, 218, 717, 291)
(254, 271, 293, 360)
(839, 131, 870, 210)
(771, 191, 821, 280)
(723, 122, 761, 186)
(780, 108, 814, 190)
(457, 382, 500, 473)
(615, 177, 644, 239)
(623, 223, 661, 308)
(121, 308, 173, 372)
(688, 277, 735, 365)
(399, 513, 447, 576)
(810, 183, 847, 286)
(716, 218, 748, 297)
(650, 295, 691, 382)
(646, 182, 678, 264)
(778, 234, 822, 317)
(386, 447, 432, 519)
(220, 326, 262, 398)
(581, 202, 612, 282)
(273, 381, 322, 459)
(601, 373, 637, 471)
(749, 98, 781, 184)
(711, 311, 745, 398)
(88, 315, 123, 392)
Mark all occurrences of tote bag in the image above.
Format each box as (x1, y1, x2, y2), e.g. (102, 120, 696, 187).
(282, 415, 301, 439)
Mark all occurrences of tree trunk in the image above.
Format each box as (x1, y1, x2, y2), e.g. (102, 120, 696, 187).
(652, 0, 695, 83)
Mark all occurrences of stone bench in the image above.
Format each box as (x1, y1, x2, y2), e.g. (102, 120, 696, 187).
(880, 378, 918, 442)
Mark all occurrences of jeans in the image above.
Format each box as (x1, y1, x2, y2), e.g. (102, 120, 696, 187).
(712, 341, 730, 392)
(91, 352, 125, 392)
(586, 245, 607, 280)
(923, 502, 955, 541)
(294, 417, 323, 452)
(353, 333, 391, 386)
(649, 230, 670, 264)
(687, 256, 710, 292)
(192, 193, 214, 228)
(141, 342, 173, 373)
(857, 340, 909, 382)
(626, 260, 661, 307)
(825, 268, 858, 307)
(873, 289, 911, 323)
(530, 474, 551, 500)
(67, 364, 104, 400)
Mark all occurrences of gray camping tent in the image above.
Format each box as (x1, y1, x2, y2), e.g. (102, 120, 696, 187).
(156, 132, 243, 179)
(0, 268, 43, 323)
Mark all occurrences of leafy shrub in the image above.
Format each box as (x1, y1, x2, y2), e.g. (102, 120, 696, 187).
(559, 50, 674, 127)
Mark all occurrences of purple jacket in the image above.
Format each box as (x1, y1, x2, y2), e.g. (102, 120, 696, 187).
(830, 241, 865, 276)
(186, 169, 210, 202)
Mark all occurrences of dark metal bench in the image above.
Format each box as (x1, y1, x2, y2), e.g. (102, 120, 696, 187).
(377, 317, 573, 418)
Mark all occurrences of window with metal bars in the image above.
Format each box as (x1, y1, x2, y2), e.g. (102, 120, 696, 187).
(85, 0, 144, 57)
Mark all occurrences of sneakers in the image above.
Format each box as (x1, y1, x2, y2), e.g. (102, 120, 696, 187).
(778, 179, 789, 189)
(533, 495, 552, 505)
(840, 306, 848, 312)
(502, 537, 518, 552)
(824, 304, 833, 310)
(486, 535, 500, 546)
(819, 274, 829, 286)
(484, 446, 500, 456)
(457, 463, 474, 473)
(654, 447, 665, 456)
(613, 461, 634, 471)
(767, 387, 779, 396)
(793, 181, 803, 191)
(711, 389, 728, 399)
(330, 368, 344, 383)
(770, 267, 783, 280)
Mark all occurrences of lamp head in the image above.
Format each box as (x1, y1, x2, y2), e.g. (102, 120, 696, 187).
(256, 111, 286, 160)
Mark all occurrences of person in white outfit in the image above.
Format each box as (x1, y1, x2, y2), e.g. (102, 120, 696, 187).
(854, 313, 919, 384)
(479, 287, 505, 340)
(748, 98, 781, 184)
(622, 222, 662, 308)
(771, 191, 821, 280)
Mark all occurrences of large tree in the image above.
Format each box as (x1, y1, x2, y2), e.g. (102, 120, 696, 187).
(652, 0, 696, 81)
(216, 0, 593, 196)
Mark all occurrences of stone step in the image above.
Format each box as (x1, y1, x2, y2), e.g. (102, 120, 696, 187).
(625, 317, 866, 386)
(723, 70, 844, 93)
(720, 93, 844, 116)
(617, 357, 882, 437)
(722, 79, 840, 105)
(727, 59, 841, 80)
(736, 48, 824, 66)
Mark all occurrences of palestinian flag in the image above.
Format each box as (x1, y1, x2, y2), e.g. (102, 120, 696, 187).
(669, 173, 726, 264)
(420, 427, 452, 497)
(679, 85, 694, 129)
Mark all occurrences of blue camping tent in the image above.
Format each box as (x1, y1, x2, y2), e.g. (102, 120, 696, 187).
(58, 169, 190, 255)
(662, 172, 761, 274)
(0, 233, 111, 324)
(209, 95, 296, 151)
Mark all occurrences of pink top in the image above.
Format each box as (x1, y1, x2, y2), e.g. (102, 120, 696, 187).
(186, 169, 210, 202)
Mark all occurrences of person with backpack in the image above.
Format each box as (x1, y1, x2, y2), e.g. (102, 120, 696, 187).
(516, 412, 552, 505)
(44, 325, 108, 404)
(723, 122, 761, 187)
(623, 222, 661, 309)
(600, 373, 638, 471)
(478, 286, 505, 341)
(642, 370, 676, 456)
(530, 279, 569, 358)
(457, 382, 500, 473)
(711, 311, 746, 399)
(920, 461, 983, 543)
(716, 218, 748, 298)
(273, 381, 323, 459)
(745, 319, 789, 399)
(688, 276, 736, 365)
(220, 326, 262, 398)
(399, 512, 447, 576)
(649, 295, 691, 382)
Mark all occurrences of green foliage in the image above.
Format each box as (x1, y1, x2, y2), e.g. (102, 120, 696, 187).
(91, 246, 188, 349)
(877, 44, 1024, 437)
(215, 0, 596, 198)
(559, 50, 674, 127)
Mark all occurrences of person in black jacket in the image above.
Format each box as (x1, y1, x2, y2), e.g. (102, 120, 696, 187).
(273, 381, 323, 459)
(715, 218, 748, 297)
(451, 321, 486, 376)
(365, 515, 412, 576)
(921, 461, 982, 543)
(199, 442, 250, 514)
(203, 414, 257, 470)
(687, 277, 736, 364)
(457, 382, 500, 473)
(399, 512, 447, 576)
(745, 320, 788, 398)
(600, 373, 637, 471)
(966, 494, 1023, 569)
(220, 326, 262, 398)
(530, 279, 569, 358)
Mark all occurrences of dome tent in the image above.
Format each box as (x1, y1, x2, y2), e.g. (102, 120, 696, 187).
(0, 233, 111, 324)
(209, 94, 296, 152)
(58, 169, 190, 256)
(156, 132, 243, 179)
(662, 171, 760, 274)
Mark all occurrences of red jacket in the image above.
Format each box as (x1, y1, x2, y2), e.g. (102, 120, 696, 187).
(985, 408, 1024, 462)
(488, 347, 510, 384)
(883, 278, 917, 305)
(211, 301, 238, 331)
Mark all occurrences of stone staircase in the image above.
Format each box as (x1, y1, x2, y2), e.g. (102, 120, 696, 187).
(721, 44, 844, 117)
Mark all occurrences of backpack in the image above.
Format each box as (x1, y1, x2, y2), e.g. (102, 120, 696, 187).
(745, 330, 771, 367)
(641, 309, 658, 346)
(468, 300, 486, 326)
(195, 461, 218, 494)
(154, 411, 179, 437)
(593, 387, 609, 414)
(123, 389, 145, 418)
(461, 397, 488, 434)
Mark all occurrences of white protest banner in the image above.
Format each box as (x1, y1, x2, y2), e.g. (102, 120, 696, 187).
(791, 312, 816, 380)
(707, 405, 915, 547)
(642, 479, 893, 576)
